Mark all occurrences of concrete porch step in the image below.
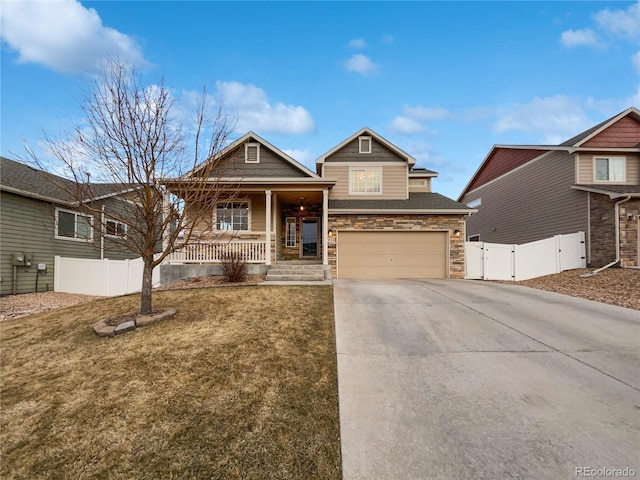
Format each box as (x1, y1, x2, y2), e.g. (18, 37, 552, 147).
(265, 273, 326, 282)
(266, 263, 327, 281)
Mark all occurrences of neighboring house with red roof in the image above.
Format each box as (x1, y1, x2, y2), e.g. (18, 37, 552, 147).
(0, 157, 140, 295)
(458, 107, 640, 268)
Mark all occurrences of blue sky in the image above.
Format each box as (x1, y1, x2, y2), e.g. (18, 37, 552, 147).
(1, 0, 638, 200)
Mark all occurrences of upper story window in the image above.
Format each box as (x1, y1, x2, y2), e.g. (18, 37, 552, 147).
(216, 201, 249, 231)
(350, 167, 381, 194)
(55, 208, 93, 241)
(105, 218, 127, 238)
(358, 136, 372, 154)
(594, 156, 625, 182)
(245, 143, 260, 163)
(467, 198, 481, 208)
(409, 179, 427, 187)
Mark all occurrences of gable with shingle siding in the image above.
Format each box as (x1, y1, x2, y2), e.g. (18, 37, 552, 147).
(581, 115, 640, 148)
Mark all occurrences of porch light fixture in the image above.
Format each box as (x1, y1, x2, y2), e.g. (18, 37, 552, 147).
(299, 197, 305, 211)
(453, 229, 461, 237)
(328, 229, 334, 237)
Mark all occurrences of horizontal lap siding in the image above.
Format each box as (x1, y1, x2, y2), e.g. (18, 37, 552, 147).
(577, 153, 640, 184)
(324, 164, 407, 199)
(219, 143, 308, 178)
(1, 192, 125, 295)
(2, 193, 139, 295)
(186, 193, 266, 236)
(325, 137, 406, 163)
(462, 151, 588, 245)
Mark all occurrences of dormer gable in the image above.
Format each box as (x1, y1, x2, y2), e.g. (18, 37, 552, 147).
(315, 127, 416, 173)
(190, 131, 319, 180)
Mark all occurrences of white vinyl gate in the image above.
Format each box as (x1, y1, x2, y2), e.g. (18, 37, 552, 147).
(465, 231, 586, 281)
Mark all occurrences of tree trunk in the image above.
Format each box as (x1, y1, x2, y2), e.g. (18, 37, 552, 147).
(140, 260, 154, 315)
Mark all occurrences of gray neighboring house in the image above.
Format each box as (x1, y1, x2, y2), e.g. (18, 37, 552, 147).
(0, 157, 138, 295)
(458, 107, 640, 268)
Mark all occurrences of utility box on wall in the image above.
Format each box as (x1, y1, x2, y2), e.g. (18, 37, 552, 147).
(11, 253, 32, 267)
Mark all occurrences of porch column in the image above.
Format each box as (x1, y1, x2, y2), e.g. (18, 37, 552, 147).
(322, 189, 329, 265)
(162, 189, 170, 253)
(265, 190, 272, 266)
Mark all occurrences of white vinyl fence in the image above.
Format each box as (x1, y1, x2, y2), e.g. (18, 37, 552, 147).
(465, 231, 586, 281)
(54, 256, 160, 296)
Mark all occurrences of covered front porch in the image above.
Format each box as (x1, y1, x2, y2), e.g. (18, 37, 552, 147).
(164, 183, 333, 267)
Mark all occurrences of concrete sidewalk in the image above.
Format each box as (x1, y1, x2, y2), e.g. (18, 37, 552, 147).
(334, 278, 640, 480)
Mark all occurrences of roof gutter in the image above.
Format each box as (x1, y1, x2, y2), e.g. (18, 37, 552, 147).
(329, 208, 478, 214)
(580, 195, 631, 277)
(0, 185, 74, 206)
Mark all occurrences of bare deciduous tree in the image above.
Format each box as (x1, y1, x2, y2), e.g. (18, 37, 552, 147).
(27, 60, 237, 315)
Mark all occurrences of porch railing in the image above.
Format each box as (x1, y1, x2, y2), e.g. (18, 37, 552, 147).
(166, 240, 266, 264)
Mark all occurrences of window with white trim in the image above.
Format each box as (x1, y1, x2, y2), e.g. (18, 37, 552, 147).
(594, 156, 625, 182)
(409, 179, 427, 187)
(55, 208, 93, 241)
(285, 217, 296, 247)
(105, 218, 127, 238)
(350, 168, 381, 194)
(216, 202, 249, 231)
(358, 136, 372, 154)
(245, 143, 260, 163)
(467, 198, 481, 208)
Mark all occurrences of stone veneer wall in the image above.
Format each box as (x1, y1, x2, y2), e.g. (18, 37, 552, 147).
(590, 194, 640, 268)
(328, 214, 466, 278)
(619, 198, 639, 268)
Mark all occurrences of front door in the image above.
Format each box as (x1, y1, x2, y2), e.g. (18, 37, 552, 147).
(301, 218, 319, 258)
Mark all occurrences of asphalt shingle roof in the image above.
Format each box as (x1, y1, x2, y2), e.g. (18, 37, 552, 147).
(1, 156, 129, 204)
(329, 192, 473, 211)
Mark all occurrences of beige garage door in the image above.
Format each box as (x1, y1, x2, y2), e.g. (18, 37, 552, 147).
(337, 231, 447, 279)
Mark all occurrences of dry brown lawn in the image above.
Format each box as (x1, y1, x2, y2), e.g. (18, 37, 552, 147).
(0, 286, 341, 480)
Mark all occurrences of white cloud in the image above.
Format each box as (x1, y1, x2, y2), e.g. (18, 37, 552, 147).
(593, 2, 640, 41)
(348, 38, 366, 49)
(0, 0, 148, 74)
(389, 116, 428, 134)
(344, 54, 379, 76)
(215, 81, 315, 135)
(560, 28, 602, 48)
(495, 96, 593, 144)
(389, 104, 451, 134)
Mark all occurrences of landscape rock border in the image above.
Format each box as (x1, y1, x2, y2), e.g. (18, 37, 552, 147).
(93, 308, 176, 337)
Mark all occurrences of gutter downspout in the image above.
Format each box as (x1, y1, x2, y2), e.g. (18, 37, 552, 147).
(580, 195, 631, 277)
(100, 205, 105, 260)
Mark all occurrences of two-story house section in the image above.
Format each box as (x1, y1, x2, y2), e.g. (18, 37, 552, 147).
(163, 128, 475, 281)
(458, 107, 640, 268)
(318, 127, 475, 279)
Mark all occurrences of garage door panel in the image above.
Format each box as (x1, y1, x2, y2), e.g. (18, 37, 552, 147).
(337, 231, 447, 279)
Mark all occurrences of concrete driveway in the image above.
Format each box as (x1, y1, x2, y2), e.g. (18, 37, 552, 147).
(334, 279, 640, 480)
